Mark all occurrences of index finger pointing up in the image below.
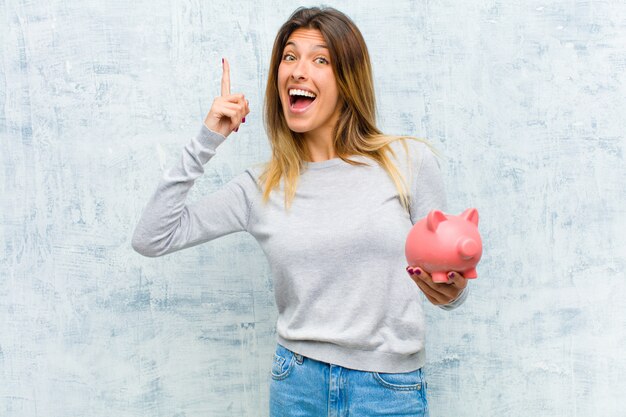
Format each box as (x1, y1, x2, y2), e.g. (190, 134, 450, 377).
(221, 57, 230, 96)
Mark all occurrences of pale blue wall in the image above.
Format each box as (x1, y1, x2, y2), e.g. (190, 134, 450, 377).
(1, 0, 625, 416)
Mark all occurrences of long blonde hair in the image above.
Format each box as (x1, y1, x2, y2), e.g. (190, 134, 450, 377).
(258, 6, 442, 213)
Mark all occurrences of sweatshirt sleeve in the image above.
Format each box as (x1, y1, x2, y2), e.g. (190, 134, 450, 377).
(409, 142, 448, 226)
(131, 124, 255, 258)
(409, 143, 469, 311)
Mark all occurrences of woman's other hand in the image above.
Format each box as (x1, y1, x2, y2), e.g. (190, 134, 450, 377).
(406, 266, 468, 306)
(203, 57, 250, 138)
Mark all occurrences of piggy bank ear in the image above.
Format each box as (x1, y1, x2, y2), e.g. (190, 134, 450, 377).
(460, 208, 479, 226)
(426, 210, 448, 232)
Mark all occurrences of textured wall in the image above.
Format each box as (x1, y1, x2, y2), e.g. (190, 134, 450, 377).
(1, 0, 625, 416)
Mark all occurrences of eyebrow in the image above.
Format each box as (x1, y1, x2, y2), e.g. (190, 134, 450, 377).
(285, 41, 328, 50)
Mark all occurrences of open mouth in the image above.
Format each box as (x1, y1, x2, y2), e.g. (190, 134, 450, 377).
(289, 94, 317, 112)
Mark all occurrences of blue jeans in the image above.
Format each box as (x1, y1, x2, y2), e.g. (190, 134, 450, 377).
(269, 343, 429, 417)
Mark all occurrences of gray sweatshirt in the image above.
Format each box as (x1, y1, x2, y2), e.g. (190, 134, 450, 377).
(131, 123, 469, 373)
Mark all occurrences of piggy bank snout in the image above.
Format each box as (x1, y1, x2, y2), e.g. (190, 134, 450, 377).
(457, 237, 479, 260)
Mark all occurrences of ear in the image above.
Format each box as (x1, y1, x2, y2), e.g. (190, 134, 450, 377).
(460, 208, 479, 226)
(426, 210, 448, 232)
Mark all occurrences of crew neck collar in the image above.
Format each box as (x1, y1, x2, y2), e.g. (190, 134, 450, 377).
(303, 157, 344, 170)
(302, 155, 370, 170)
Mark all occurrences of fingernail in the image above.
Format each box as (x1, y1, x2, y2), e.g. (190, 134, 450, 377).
(448, 272, 455, 279)
(242, 117, 246, 123)
(234, 127, 238, 132)
(222, 57, 224, 64)
(414, 268, 422, 275)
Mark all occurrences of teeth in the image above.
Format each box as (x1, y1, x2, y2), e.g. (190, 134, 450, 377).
(289, 89, 317, 98)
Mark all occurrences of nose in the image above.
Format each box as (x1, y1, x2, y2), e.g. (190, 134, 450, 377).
(291, 60, 308, 81)
(457, 237, 479, 260)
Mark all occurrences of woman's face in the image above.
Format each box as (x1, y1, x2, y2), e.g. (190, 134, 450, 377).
(277, 28, 342, 139)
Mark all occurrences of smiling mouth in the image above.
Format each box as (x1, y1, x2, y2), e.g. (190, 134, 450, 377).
(289, 94, 317, 111)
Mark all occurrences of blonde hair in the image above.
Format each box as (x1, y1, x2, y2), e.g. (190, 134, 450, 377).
(258, 6, 442, 213)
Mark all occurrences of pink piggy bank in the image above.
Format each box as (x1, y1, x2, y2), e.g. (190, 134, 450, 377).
(405, 208, 482, 283)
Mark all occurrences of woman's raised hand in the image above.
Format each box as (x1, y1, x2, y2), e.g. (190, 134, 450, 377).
(203, 57, 250, 138)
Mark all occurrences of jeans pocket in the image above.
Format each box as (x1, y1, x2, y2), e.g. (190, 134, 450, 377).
(271, 343, 296, 380)
(373, 367, 425, 391)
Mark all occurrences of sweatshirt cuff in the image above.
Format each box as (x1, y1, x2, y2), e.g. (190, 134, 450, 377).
(438, 285, 470, 311)
(197, 123, 228, 148)
(189, 123, 228, 165)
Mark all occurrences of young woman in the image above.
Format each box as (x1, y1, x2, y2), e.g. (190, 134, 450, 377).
(132, 6, 470, 416)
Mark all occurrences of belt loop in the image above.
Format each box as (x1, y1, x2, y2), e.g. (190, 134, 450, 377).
(294, 352, 304, 365)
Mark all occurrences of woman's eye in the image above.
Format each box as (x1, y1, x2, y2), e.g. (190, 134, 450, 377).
(281, 54, 328, 64)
